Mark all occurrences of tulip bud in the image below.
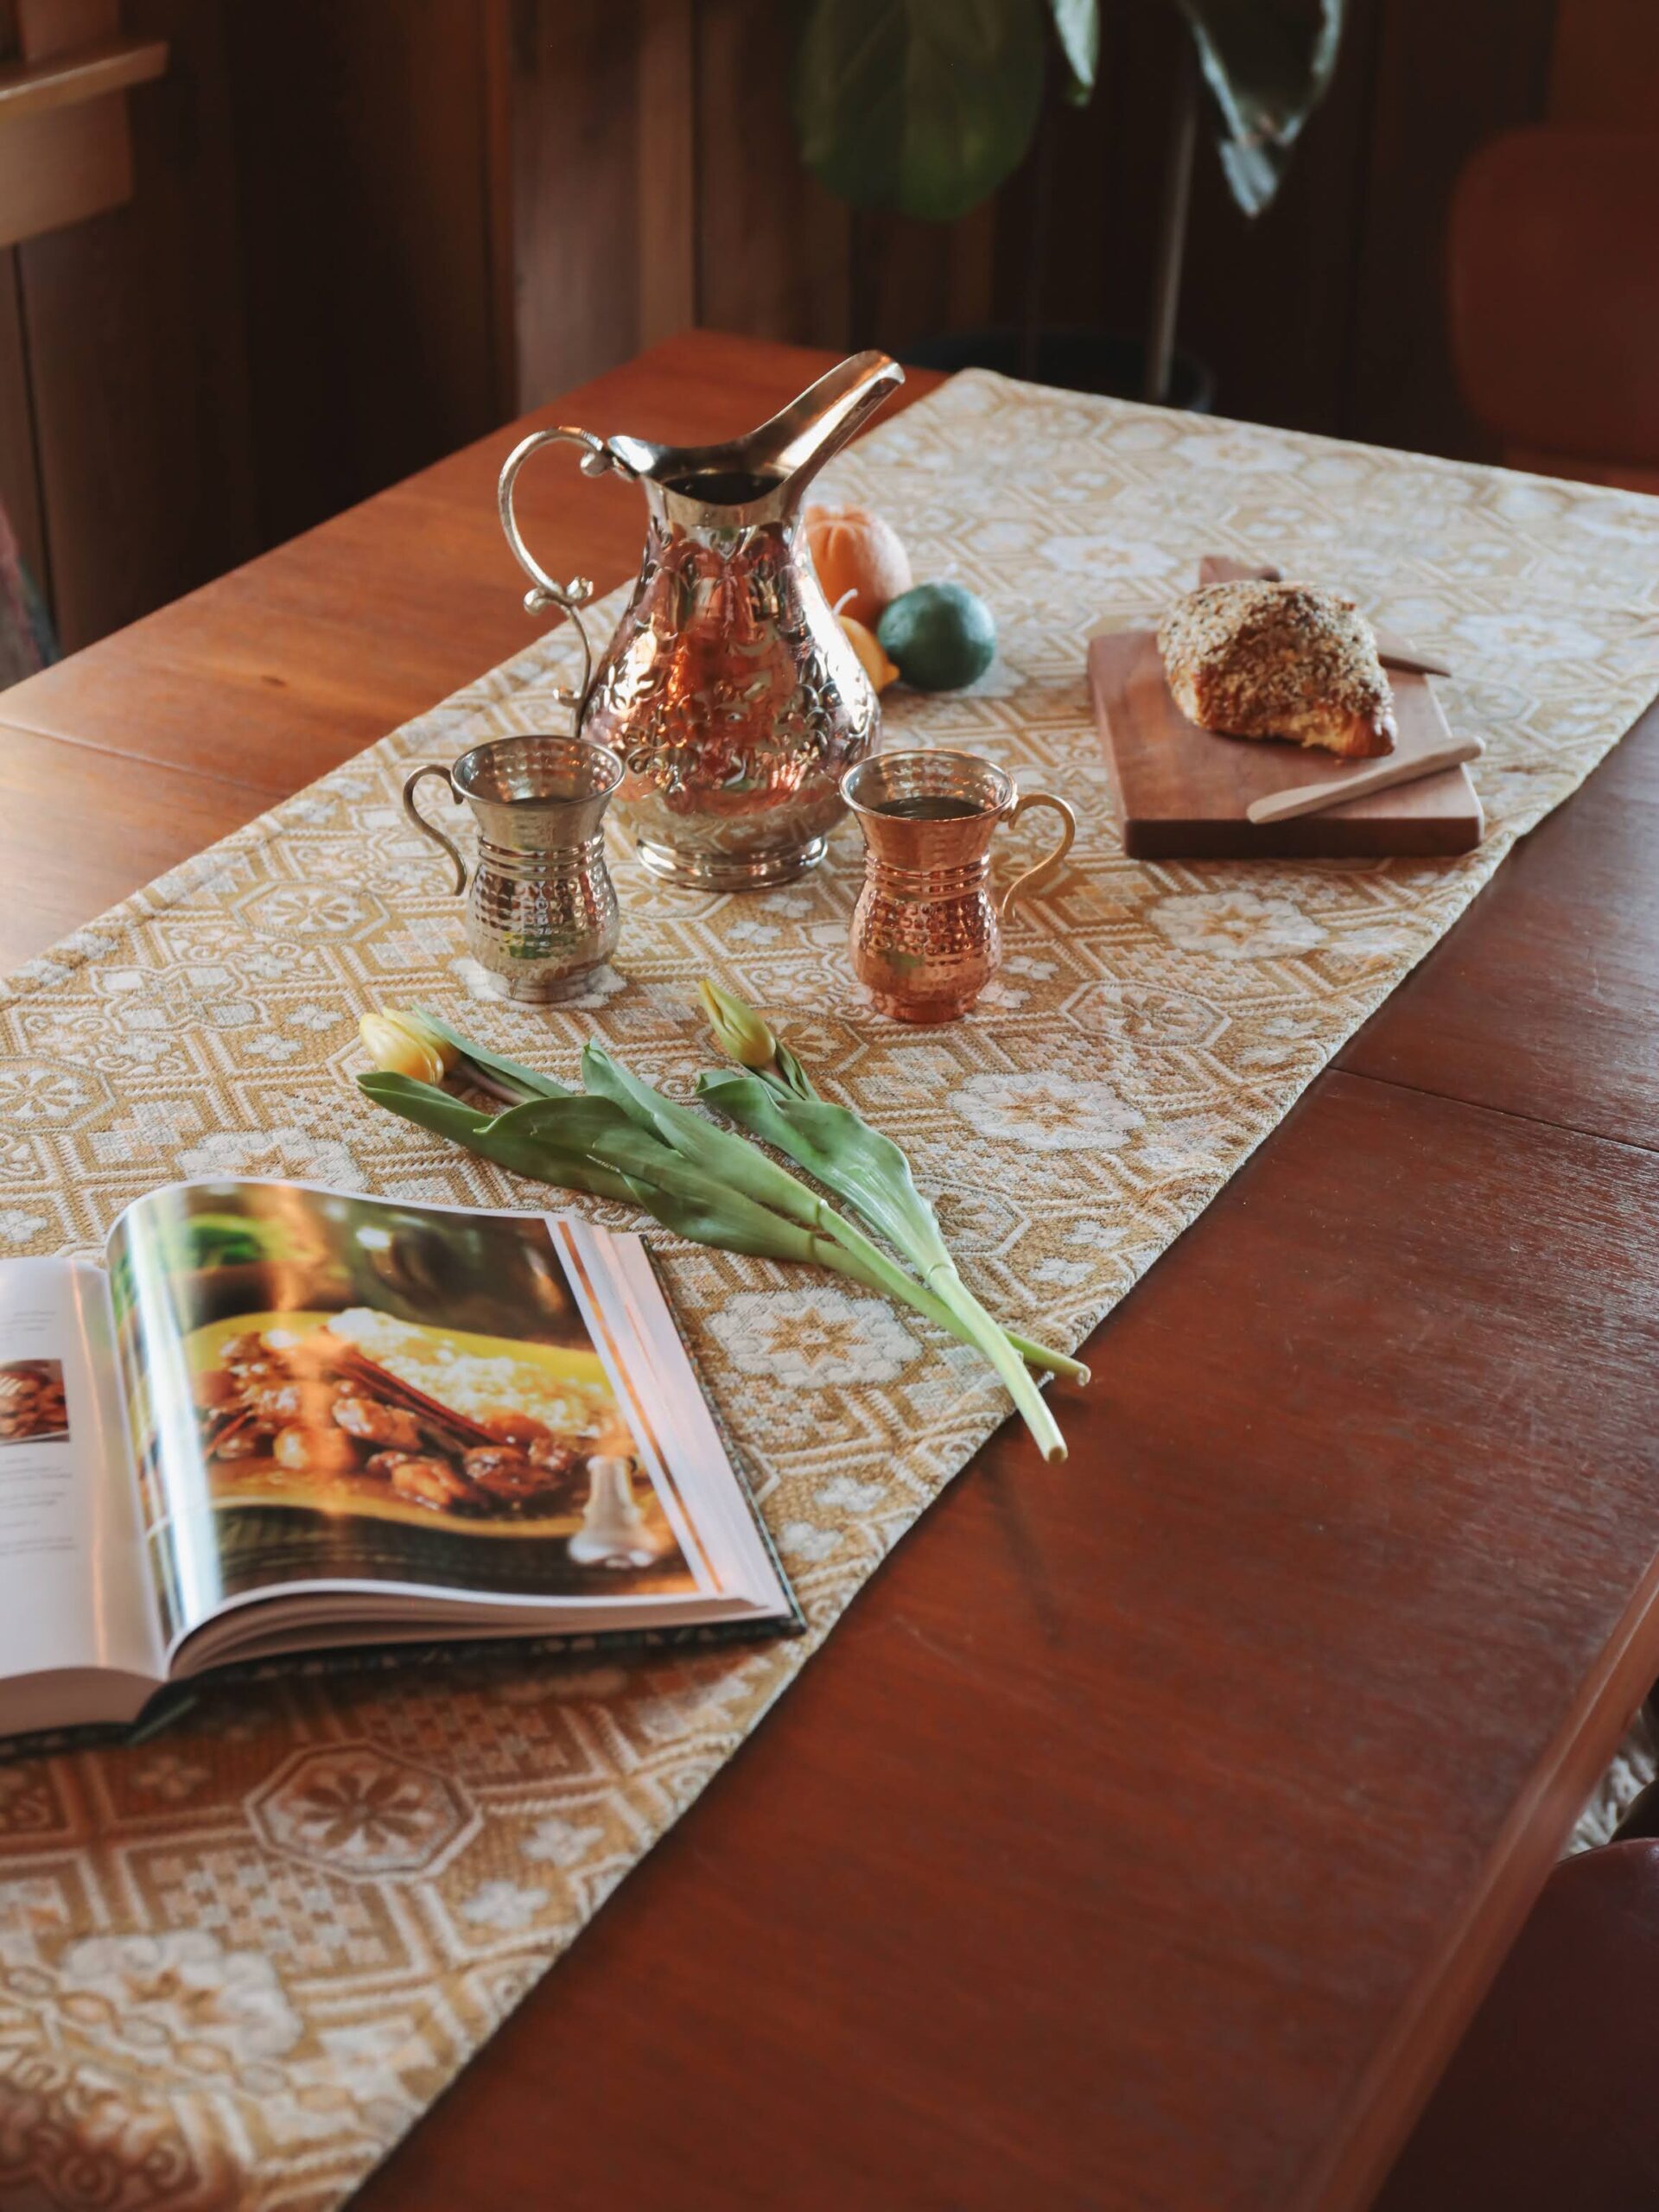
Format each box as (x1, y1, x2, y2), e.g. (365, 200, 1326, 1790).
(359, 1010, 457, 1085)
(697, 979, 776, 1071)
(397, 1011, 461, 1071)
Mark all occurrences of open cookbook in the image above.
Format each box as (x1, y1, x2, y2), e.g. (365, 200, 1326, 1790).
(0, 1179, 798, 1738)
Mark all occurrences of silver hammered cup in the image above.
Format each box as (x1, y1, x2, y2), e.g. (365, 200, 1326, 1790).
(404, 734, 624, 1002)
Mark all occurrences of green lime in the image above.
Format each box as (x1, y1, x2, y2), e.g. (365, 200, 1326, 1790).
(876, 582, 996, 691)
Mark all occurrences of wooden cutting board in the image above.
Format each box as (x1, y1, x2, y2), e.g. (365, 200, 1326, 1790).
(1087, 559, 1484, 861)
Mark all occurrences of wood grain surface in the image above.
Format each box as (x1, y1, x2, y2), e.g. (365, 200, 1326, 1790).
(0, 725, 264, 969)
(1339, 700, 1659, 1148)
(223, 0, 513, 551)
(10, 0, 259, 652)
(0, 35, 168, 124)
(4, 332, 1659, 2212)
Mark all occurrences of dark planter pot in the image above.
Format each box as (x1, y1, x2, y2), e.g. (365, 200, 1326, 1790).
(899, 325, 1215, 413)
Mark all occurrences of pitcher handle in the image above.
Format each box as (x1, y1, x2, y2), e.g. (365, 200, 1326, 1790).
(999, 789, 1077, 921)
(404, 765, 467, 895)
(498, 426, 632, 718)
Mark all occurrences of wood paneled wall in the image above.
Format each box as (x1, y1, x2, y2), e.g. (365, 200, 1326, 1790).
(508, 0, 677, 404)
(0, 0, 1642, 661)
(1551, 0, 1659, 124)
(222, 0, 512, 554)
(0, 0, 257, 652)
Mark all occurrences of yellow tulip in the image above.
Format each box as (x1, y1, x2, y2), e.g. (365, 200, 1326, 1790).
(359, 1010, 458, 1086)
(697, 979, 777, 1070)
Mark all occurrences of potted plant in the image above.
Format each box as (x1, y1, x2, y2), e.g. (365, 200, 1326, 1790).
(788, 0, 1346, 406)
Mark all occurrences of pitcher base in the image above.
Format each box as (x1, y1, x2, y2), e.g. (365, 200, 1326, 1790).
(634, 836, 829, 892)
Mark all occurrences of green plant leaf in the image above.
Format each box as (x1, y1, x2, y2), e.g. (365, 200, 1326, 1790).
(1047, 0, 1099, 103)
(482, 1092, 847, 1264)
(357, 1072, 494, 1147)
(772, 1039, 819, 1103)
(791, 0, 1046, 223)
(610, 1173, 834, 1269)
(479, 1092, 657, 1168)
(1174, 0, 1344, 216)
(699, 1064, 1090, 1385)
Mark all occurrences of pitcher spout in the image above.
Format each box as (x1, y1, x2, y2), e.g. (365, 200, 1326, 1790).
(605, 350, 904, 529)
(741, 349, 906, 505)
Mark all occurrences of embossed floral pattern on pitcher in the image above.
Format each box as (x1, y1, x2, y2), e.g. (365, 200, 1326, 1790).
(498, 352, 905, 891)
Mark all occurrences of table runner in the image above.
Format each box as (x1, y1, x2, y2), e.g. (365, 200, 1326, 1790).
(3, 370, 1658, 2210)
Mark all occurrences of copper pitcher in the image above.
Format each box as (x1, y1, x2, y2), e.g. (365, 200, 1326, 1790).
(498, 352, 905, 892)
(842, 751, 1077, 1023)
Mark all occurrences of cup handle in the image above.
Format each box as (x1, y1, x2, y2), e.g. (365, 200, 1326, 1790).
(404, 765, 467, 895)
(998, 789, 1077, 921)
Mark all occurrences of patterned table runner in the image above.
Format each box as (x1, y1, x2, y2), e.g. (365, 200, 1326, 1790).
(3, 372, 1658, 2210)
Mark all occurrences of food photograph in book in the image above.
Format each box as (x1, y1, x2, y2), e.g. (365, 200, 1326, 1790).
(108, 1183, 696, 1637)
(0, 1359, 70, 1448)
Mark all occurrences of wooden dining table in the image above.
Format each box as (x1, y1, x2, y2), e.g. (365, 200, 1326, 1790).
(5, 328, 1659, 2212)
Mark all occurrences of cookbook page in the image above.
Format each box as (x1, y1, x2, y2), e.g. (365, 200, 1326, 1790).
(0, 1258, 162, 1693)
(557, 1220, 796, 1616)
(107, 1180, 709, 1659)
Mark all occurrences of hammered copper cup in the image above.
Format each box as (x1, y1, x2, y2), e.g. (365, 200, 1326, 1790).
(841, 750, 1077, 1023)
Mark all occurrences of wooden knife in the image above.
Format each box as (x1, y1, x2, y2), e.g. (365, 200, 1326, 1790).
(1246, 736, 1487, 825)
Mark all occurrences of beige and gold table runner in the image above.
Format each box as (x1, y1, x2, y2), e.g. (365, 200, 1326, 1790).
(3, 372, 1658, 2210)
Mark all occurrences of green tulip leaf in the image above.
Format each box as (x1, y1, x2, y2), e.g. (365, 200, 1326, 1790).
(412, 1009, 575, 1102)
(359, 1077, 632, 1200)
(484, 1087, 842, 1262)
(697, 1068, 947, 1271)
(612, 1174, 831, 1268)
(582, 1043, 828, 1232)
(791, 0, 1046, 223)
(481, 1092, 652, 1158)
(357, 1072, 493, 1147)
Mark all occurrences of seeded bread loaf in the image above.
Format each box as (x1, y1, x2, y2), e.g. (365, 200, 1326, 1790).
(1157, 580, 1396, 759)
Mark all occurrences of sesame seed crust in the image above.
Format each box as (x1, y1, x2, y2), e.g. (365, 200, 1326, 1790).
(1157, 581, 1397, 759)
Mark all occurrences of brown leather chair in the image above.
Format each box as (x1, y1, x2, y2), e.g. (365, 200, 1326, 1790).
(1448, 126, 1659, 493)
(1374, 1840, 1659, 2209)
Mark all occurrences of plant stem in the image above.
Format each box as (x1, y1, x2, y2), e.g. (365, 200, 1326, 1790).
(804, 1199, 1067, 1463)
